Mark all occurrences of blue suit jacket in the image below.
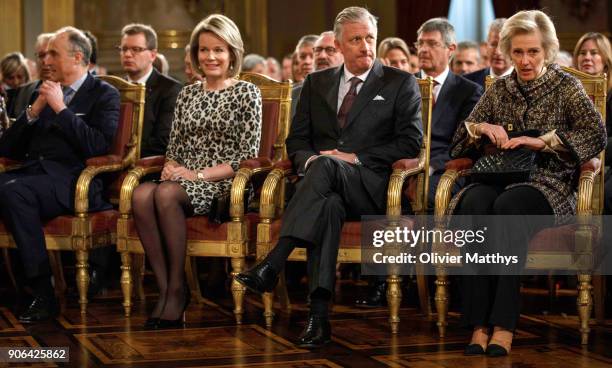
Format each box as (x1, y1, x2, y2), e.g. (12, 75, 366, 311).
(464, 67, 490, 89)
(0, 73, 120, 211)
(418, 71, 482, 173)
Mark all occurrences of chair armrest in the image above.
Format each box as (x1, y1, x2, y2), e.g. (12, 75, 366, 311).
(229, 159, 274, 220)
(577, 157, 601, 215)
(0, 157, 22, 172)
(434, 158, 474, 218)
(387, 156, 426, 217)
(272, 159, 293, 172)
(74, 154, 129, 214)
(258, 159, 295, 221)
(135, 155, 166, 168)
(118, 159, 165, 216)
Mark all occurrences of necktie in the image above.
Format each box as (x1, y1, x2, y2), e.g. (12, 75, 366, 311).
(337, 77, 363, 128)
(63, 86, 75, 105)
(432, 80, 440, 106)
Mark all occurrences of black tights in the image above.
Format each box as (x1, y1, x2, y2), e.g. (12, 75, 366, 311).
(132, 181, 194, 320)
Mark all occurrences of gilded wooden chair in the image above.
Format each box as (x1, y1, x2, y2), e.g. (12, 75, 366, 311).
(255, 78, 434, 332)
(116, 73, 292, 322)
(432, 67, 606, 344)
(0, 75, 145, 314)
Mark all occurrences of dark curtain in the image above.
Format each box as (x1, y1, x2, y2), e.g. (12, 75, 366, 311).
(396, 0, 451, 47)
(492, 0, 541, 18)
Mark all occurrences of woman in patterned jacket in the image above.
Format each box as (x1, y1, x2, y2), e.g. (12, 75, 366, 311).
(449, 10, 606, 356)
(131, 14, 262, 329)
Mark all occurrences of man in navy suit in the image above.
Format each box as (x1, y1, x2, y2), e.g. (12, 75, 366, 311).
(0, 27, 119, 323)
(464, 18, 512, 89)
(237, 7, 423, 348)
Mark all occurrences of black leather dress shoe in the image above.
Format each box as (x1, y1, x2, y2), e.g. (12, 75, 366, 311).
(296, 315, 331, 348)
(235, 262, 279, 294)
(464, 343, 486, 355)
(355, 281, 386, 308)
(18, 296, 59, 323)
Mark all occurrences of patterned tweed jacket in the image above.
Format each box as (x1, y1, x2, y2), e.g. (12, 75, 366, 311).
(448, 63, 607, 217)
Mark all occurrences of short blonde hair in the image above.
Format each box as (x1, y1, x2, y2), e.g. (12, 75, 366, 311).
(189, 14, 244, 78)
(499, 10, 559, 64)
(378, 37, 411, 60)
(573, 32, 612, 90)
(0, 52, 30, 84)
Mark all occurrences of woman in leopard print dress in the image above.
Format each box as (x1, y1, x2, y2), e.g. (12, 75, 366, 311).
(131, 14, 261, 329)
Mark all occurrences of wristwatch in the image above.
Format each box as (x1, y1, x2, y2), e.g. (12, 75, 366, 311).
(353, 155, 363, 166)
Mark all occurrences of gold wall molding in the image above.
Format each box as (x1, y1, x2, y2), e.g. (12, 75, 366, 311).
(43, 0, 74, 32)
(0, 0, 23, 56)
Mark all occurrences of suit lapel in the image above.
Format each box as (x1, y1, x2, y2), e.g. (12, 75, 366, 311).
(344, 60, 384, 129)
(67, 73, 94, 110)
(324, 67, 342, 135)
(432, 72, 457, 127)
(145, 68, 160, 97)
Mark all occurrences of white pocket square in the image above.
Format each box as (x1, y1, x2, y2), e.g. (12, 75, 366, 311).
(373, 95, 385, 101)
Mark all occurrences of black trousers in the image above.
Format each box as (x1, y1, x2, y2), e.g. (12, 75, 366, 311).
(454, 184, 553, 330)
(0, 167, 69, 280)
(278, 156, 383, 293)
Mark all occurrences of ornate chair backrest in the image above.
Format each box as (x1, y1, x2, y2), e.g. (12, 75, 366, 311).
(238, 72, 292, 162)
(407, 77, 434, 214)
(96, 75, 146, 203)
(486, 68, 607, 215)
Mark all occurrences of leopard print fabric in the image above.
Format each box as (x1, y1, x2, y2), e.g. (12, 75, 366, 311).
(165, 80, 262, 215)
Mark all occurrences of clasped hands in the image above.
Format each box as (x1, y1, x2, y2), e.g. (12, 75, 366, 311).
(319, 149, 357, 163)
(477, 122, 545, 151)
(161, 161, 199, 181)
(29, 80, 68, 118)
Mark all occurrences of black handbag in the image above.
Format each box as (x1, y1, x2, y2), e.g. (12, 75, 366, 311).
(208, 189, 250, 224)
(471, 129, 540, 186)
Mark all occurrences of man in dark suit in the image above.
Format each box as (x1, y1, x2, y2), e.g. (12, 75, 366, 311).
(120, 23, 182, 157)
(464, 18, 512, 89)
(237, 6, 423, 348)
(355, 18, 482, 309)
(0, 27, 120, 322)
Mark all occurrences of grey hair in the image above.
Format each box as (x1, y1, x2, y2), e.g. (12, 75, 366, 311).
(295, 34, 319, 53)
(55, 26, 92, 66)
(499, 10, 559, 64)
(319, 30, 335, 39)
(417, 17, 456, 47)
(35, 33, 54, 50)
(333, 6, 378, 41)
(242, 53, 266, 72)
(457, 40, 480, 60)
(488, 18, 507, 36)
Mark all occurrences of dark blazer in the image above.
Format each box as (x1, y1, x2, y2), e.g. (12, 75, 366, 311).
(287, 60, 423, 202)
(418, 71, 482, 172)
(8, 80, 40, 119)
(140, 68, 182, 157)
(289, 81, 303, 119)
(464, 67, 490, 89)
(0, 73, 120, 211)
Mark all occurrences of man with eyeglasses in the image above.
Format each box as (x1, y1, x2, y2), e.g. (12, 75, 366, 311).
(314, 31, 344, 71)
(119, 23, 182, 158)
(8, 33, 54, 118)
(290, 34, 319, 118)
(465, 18, 512, 88)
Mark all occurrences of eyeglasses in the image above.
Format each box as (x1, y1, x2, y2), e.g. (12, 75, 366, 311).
(414, 40, 445, 50)
(314, 46, 337, 55)
(117, 46, 151, 54)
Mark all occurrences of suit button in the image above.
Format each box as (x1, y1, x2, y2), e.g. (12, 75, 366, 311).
(338, 140, 344, 145)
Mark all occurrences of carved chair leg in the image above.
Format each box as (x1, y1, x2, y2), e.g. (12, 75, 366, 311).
(230, 257, 246, 324)
(386, 274, 402, 334)
(416, 264, 432, 317)
(577, 273, 593, 345)
(276, 270, 291, 312)
(434, 268, 449, 338)
(120, 251, 132, 317)
(76, 250, 89, 315)
(2, 248, 18, 291)
(185, 256, 205, 304)
(263, 292, 274, 327)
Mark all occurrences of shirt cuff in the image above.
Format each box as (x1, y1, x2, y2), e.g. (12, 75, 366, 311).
(304, 155, 319, 171)
(465, 121, 482, 144)
(25, 108, 38, 125)
(539, 129, 568, 155)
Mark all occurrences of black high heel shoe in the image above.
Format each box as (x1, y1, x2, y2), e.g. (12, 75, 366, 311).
(156, 285, 191, 330)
